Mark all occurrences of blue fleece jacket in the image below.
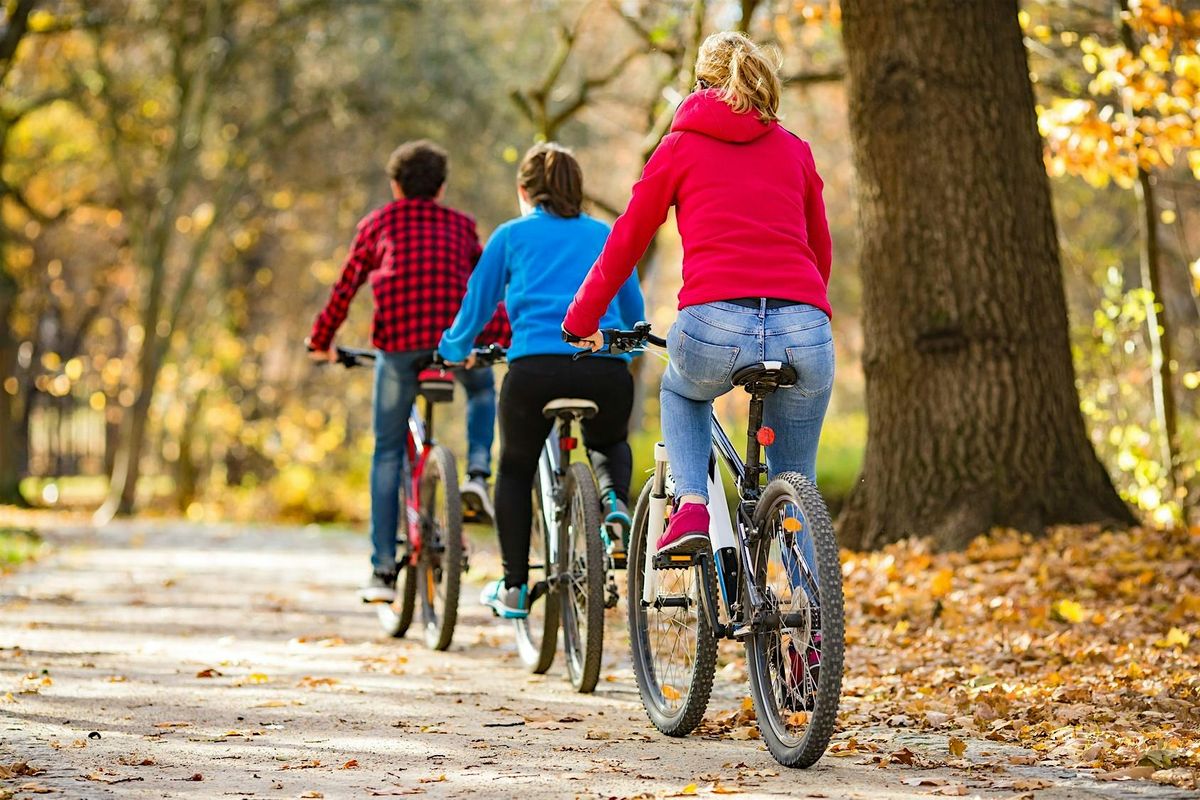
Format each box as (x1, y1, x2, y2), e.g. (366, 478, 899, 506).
(438, 207, 645, 363)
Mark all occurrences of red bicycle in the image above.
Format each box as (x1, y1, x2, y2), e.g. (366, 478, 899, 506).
(327, 345, 504, 650)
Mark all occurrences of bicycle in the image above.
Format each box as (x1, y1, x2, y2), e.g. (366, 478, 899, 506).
(582, 324, 844, 768)
(317, 344, 504, 651)
(471, 347, 614, 693)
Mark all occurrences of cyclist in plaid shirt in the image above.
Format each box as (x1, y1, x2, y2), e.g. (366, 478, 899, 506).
(308, 140, 510, 603)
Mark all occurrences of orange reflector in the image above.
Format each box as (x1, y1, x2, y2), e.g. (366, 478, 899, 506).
(782, 516, 803, 533)
(756, 426, 775, 446)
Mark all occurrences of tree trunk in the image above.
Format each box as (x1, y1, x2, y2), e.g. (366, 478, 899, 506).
(96, 343, 160, 521)
(0, 263, 26, 505)
(837, 0, 1134, 550)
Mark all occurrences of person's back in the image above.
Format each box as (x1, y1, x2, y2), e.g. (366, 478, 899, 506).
(439, 143, 643, 619)
(564, 31, 835, 557)
(308, 139, 509, 603)
(474, 209, 638, 360)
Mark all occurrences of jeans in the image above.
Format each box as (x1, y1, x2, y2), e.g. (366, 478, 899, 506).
(369, 350, 496, 572)
(660, 301, 834, 503)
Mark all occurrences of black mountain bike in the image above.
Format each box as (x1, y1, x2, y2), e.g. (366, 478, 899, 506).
(586, 324, 844, 768)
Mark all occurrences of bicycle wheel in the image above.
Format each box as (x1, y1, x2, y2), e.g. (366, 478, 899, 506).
(416, 445, 463, 651)
(514, 479, 560, 673)
(377, 558, 417, 638)
(558, 461, 604, 693)
(627, 477, 717, 736)
(745, 472, 843, 768)
(377, 485, 417, 638)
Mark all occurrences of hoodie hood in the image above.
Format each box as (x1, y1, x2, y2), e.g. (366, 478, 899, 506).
(670, 89, 774, 143)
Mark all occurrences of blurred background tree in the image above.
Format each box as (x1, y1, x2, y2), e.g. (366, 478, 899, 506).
(1, 0, 1195, 545)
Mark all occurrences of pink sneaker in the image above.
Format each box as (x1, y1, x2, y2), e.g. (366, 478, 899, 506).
(656, 502, 710, 554)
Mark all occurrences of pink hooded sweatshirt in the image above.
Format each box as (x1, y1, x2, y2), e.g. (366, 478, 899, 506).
(563, 89, 832, 337)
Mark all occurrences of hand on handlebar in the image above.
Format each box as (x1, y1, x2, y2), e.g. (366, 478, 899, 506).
(569, 331, 605, 353)
(305, 337, 337, 363)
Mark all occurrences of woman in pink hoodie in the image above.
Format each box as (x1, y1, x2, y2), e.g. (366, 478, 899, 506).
(563, 31, 834, 555)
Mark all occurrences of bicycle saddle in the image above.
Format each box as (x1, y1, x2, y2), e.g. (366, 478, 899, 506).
(417, 368, 455, 403)
(732, 360, 798, 393)
(542, 398, 599, 420)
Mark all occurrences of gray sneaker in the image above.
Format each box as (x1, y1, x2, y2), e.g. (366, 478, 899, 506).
(462, 474, 495, 525)
(359, 569, 396, 604)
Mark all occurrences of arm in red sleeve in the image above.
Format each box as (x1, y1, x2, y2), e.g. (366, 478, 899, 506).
(803, 144, 832, 288)
(564, 134, 681, 336)
(309, 218, 378, 351)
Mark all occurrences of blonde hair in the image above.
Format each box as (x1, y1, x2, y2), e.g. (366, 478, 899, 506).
(694, 31, 782, 124)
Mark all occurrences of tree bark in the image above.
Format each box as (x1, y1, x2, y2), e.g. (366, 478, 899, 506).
(837, 0, 1134, 549)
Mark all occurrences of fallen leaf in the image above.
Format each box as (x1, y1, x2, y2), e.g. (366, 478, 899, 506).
(300, 793, 324, 798)
(1051, 598, 1086, 624)
(340, 759, 359, 769)
(186, 773, 203, 781)
(195, 668, 222, 678)
(948, 736, 967, 758)
(1099, 766, 1156, 781)
(418, 774, 446, 784)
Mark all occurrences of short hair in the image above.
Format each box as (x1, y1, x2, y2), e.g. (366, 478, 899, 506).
(386, 140, 448, 199)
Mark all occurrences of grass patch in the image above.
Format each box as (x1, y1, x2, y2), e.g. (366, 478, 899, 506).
(0, 527, 44, 571)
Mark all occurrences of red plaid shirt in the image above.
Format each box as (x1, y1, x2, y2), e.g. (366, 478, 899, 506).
(310, 197, 511, 353)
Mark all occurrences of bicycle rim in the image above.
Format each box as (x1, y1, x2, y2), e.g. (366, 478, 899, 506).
(746, 472, 843, 768)
(627, 478, 716, 736)
(378, 561, 417, 637)
(559, 462, 604, 693)
(514, 482, 559, 672)
(417, 445, 462, 651)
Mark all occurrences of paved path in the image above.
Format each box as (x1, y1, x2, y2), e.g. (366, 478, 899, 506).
(0, 521, 1166, 799)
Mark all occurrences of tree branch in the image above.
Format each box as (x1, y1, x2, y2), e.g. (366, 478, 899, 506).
(783, 68, 846, 86)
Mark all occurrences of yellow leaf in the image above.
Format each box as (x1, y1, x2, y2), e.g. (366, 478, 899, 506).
(679, 784, 698, 796)
(1155, 627, 1190, 648)
(930, 568, 954, 599)
(1052, 599, 1086, 624)
(949, 736, 967, 758)
(246, 673, 269, 684)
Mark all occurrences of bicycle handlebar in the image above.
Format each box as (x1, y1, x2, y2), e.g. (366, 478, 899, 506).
(564, 321, 666, 360)
(307, 344, 507, 370)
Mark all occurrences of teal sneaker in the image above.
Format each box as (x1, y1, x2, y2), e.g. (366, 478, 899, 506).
(479, 579, 528, 619)
(602, 490, 632, 554)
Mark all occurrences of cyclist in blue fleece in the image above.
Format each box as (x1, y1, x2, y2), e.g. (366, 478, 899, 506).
(438, 142, 644, 619)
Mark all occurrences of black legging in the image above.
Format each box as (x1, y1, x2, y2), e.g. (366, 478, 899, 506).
(496, 355, 634, 587)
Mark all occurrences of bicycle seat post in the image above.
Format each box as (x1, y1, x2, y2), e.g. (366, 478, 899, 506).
(744, 394, 767, 492)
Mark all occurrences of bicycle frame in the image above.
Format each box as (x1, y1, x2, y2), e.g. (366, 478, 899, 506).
(643, 403, 821, 640)
(402, 392, 453, 567)
(532, 422, 567, 588)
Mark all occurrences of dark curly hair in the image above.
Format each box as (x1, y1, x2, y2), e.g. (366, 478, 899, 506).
(517, 142, 582, 218)
(386, 140, 448, 199)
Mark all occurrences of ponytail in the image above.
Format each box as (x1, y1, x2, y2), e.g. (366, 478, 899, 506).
(517, 142, 583, 218)
(695, 31, 782, 124)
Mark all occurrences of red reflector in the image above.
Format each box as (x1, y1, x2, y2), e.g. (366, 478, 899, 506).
(560, 436, 578, 451)
(756, 427, 775, 446)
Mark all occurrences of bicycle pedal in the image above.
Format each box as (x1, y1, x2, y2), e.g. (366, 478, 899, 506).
(652, 552, 698, 570)
(609, 551, 627, 569)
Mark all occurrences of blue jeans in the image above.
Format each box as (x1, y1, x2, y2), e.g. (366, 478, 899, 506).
(369, 351, 496, 572)
(660, 301, 834, 502)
